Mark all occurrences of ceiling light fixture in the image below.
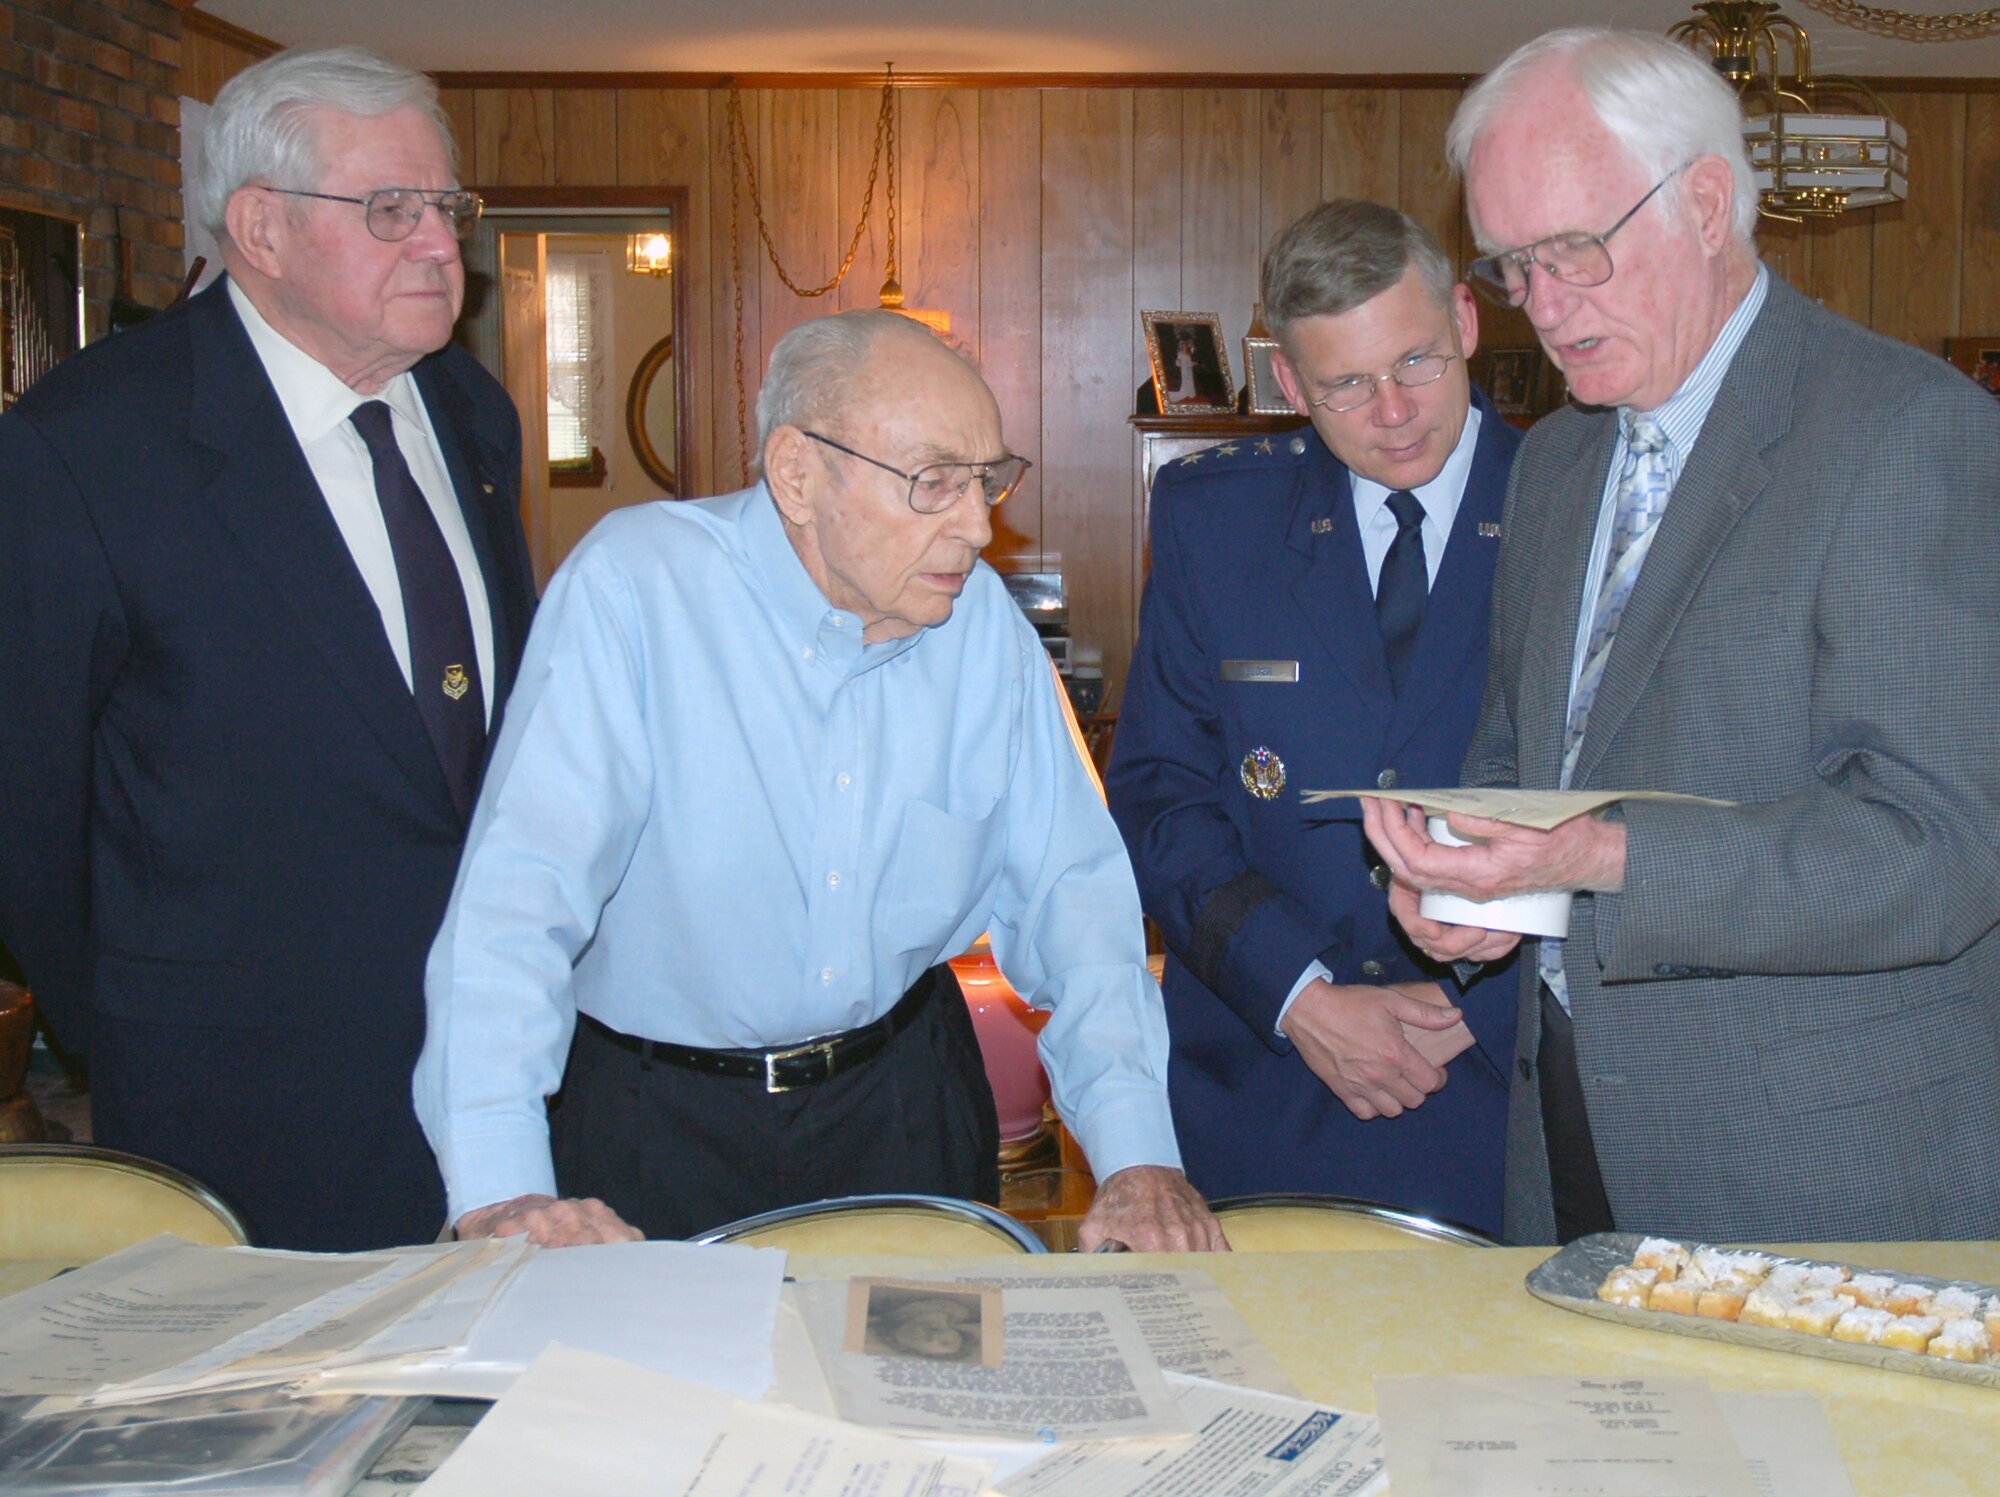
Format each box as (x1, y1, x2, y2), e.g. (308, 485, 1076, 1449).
(1671, 1, 1906, 221)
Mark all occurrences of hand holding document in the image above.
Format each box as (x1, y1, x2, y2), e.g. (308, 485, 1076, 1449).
(1300, 786, 1732, 831)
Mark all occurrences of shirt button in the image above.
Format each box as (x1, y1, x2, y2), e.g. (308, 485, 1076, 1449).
(1359, 959, 1385, 979)
(1376, 767, 1398, 789)
(1369, 864, 1391, 890)
(826, 871, 841, 888)
(820, 968, 835, 984)
(836, 772, 851, 790)
(801, 646, 814, 661)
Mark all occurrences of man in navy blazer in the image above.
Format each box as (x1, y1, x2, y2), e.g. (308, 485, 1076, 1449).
(1109, 201, 1520, 1236)
(0, 48, 535, 1250)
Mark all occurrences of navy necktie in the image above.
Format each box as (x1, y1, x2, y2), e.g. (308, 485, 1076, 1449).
(349, 399, 486, 819)
(1375, 488, 1428, 690)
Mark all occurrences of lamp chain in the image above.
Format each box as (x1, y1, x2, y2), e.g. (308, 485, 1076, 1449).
(1800, 0, 2000, 36)
(725, 67, 898, 479)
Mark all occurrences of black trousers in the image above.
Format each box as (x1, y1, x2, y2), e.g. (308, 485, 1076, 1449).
(1538, 982, 1617, 1244)
(550, 965, 1001, 1240)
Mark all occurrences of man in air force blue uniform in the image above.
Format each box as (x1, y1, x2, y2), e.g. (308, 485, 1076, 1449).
(1109, 201, 1521, 1236)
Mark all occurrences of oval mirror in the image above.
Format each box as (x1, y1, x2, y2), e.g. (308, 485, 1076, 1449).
(627, 332, 677, 494)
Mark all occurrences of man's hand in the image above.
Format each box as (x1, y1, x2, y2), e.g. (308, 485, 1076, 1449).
(1077, 1165, 1229, 1252)
(1386, 877, 1523, 965)
(455, 1193, 643, 1247)
(1362, 796, 1627, 904)
(1279, 978, 1460, 1120)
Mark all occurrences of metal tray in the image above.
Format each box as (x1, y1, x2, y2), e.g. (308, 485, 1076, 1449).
(1526, 1232, 1999, 1390)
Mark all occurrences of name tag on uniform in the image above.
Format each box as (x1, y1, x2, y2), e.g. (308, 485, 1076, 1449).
(1221, 659, 1300, 683)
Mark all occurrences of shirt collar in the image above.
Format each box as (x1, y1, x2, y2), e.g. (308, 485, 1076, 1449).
(227, 275, 425, 442)
(740, 482, 920, 673)
(1349, 403, 1484, 534)
(1632, 263, 1769, 458)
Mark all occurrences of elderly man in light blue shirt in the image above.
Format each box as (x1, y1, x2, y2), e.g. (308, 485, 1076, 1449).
(417, 309, 1225, 1251)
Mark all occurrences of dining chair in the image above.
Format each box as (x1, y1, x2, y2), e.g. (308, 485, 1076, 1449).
(690, 1193, 1048, 1255)
(1211, 1193, 1498, 1251)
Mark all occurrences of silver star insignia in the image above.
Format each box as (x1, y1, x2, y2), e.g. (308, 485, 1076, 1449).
(1181, 450, 1205, 465)
(1254, 438, 1274, 455)
(1215, 443, 1240, 457)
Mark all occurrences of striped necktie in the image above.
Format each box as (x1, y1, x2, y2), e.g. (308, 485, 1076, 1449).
(1543, 412, 1673, 1010)
(1561, 413, 1672, 788)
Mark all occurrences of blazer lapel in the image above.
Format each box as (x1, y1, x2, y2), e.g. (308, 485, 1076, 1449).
(1283, 443, 1396, 719)
(185, 284, 456, 817)
(1519, 415, 1619, 789)
(1383, 397, 1512, 756)
(1569, 282, 1798, 788)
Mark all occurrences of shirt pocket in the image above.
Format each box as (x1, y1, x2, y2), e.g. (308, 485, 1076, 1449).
(878, 794, 1005, 960)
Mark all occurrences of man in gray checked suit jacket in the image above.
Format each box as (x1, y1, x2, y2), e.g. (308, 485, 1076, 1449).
(1363, 28, 2000, 1246)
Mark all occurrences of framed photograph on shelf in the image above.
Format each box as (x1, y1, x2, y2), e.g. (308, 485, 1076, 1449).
(1469, 345, 1562, 426)
(1142, 311, 1235, 415)
(1943, 337, 2000, 399)
(1241, 335, 1293, 415)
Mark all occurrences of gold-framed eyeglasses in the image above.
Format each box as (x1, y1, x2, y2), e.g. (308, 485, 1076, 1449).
(1306, 352, 1460, 415)
(1466, 165, 1686, 308)
(802, 430, 1031, 513)
(260, 186, 485, 242)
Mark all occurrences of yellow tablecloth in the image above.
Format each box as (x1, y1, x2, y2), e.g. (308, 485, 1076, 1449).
(793, 1243, 2000, 1496)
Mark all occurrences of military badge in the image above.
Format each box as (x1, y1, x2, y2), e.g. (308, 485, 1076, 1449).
(442, 664, 471, 701)
(1239, 746, 1286, 801)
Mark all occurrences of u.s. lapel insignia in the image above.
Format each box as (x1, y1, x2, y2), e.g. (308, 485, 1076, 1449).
(442, 664, 471, 701)
(1310, 516, 1334, 534)
(1478, 522, 1501, 538)
(1240, 746, 1287, 801)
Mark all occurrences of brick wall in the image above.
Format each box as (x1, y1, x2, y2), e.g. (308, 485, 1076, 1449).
(0, 0, 183, 337)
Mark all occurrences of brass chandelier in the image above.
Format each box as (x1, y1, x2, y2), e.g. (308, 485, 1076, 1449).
(1671, 1, 1907, 220)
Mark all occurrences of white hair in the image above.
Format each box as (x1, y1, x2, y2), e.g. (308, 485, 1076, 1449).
(756, 310, 962, 447)
(1447, 28, 1759, 244)
(191, 46, 456, 240)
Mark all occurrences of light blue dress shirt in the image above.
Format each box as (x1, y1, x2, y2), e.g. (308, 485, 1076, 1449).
(1541, 265, 1770, 1011)
(1350, 404, 1483, 592)
(415, 484, 1180, 1222)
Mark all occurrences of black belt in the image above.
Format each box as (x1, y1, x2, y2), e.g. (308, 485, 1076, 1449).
(580, 968, 937, 1093)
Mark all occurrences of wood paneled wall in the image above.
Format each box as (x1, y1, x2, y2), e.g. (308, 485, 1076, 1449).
(177, 36, 2000, 697)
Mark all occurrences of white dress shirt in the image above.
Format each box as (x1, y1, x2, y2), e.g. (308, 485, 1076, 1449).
(228, 278, 495, 724)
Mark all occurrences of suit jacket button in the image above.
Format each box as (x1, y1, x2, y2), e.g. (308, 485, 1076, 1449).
(1518, 1057, 1534, 1081)
(1369, 864, 1391, 889)
(1360, 959, 1385, 979)
(1376, 767, 1398, 789)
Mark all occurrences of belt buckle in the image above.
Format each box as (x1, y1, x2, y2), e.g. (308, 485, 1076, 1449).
(765, 1038, 837, 1093)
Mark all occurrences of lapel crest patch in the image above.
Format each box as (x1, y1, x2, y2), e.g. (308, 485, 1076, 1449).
(1240, 746, 1287, 801)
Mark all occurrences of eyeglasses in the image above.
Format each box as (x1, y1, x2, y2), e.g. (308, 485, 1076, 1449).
(260, 186, 485, 242)
(1305, 352, 1460, 414)
(802, 430, 1031, 514)
(1466, 165, 1686, 308)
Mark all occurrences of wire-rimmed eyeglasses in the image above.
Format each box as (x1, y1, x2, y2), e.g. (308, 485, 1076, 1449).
(802, 430, 1031, 513)
(1305, 352, 1461, 415)
(260, 186, 485, 243)
(1466, 165, 1687, 308)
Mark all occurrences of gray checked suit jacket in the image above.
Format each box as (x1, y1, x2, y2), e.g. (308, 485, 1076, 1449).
(1464, 274, 2000, 1245)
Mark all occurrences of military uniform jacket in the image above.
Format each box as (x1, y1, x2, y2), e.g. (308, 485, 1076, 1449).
(1108, 392, 1520, 1234)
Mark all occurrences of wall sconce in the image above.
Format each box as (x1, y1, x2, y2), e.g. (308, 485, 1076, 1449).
(626, 230, 673, 277)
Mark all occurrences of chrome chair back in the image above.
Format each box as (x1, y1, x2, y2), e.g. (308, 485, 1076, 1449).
(1211, 1193, 1498, 1251)
(691, 1193, 1048, 1254)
